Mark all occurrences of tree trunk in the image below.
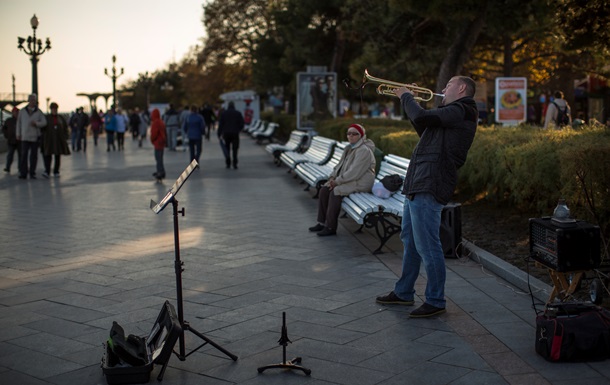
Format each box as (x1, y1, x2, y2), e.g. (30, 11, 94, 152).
(503, 35, 514, 76)
(329, 27, 345, 73)
(435, 2, 488, 106)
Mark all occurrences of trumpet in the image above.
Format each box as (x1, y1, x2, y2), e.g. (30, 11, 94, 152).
(362, 69, 444, 102)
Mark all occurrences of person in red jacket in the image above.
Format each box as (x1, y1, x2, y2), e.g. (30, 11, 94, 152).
(150, 108, 166, 180)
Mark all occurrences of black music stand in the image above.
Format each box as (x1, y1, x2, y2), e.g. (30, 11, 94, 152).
(257, 312, 311, 376)
(150, 160, 238, 380)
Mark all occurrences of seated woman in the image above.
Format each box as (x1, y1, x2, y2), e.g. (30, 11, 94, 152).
(309, 124, 376, 236)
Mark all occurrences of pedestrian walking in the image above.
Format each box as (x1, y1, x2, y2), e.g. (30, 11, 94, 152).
(217, 101, 244, 169)
(138, 108, 150, 148)
(104, 109, 117, 152)
(184, 105, 206, 164)
(2, 107, 21, 173)
(41, 102, 71, 178)
(163, 104, 180, 151)
(90, 109, 103, 147)
(68, 107, 89, 152)
(115, 108, 128, 151)
(16, 94, 46, 179)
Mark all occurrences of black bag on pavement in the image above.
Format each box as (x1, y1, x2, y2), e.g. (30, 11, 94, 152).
(535, 303, 610, 362)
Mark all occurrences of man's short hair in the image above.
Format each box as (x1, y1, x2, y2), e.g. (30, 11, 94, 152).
(554, 91, 564, 99)
(455, 76, 476, 97)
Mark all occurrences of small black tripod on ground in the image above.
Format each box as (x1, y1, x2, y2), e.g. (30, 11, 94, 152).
(257, 312, 311, 376)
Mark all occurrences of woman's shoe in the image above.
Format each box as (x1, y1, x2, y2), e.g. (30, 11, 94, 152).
(317, 227, 336, 236)
(308, 223, 325, 232)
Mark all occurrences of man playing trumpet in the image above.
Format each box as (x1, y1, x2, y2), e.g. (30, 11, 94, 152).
(376, 76, 478, 318)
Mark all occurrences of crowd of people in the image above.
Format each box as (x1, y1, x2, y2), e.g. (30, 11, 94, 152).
(1, 95, 245, 181)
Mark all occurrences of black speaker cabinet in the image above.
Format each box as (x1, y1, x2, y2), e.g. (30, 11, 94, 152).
(529, 217, 600, 272)
(441, 202, 462, 258)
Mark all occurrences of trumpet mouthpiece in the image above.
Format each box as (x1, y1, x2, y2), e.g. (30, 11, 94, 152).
(434, 93, 445, 98)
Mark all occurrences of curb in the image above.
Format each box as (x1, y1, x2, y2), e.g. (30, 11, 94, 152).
(462, 239, 552, 304)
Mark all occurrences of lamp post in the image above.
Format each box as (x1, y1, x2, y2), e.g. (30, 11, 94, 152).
(12, 74, 16, 104)
(104, 55, 124, 109)
(161, 81, 174, 93)
(140, 71, 152, 109)
(17, 14, 51, 96)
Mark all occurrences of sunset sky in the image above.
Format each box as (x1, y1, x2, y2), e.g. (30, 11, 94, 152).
(0, 0, 207, 113)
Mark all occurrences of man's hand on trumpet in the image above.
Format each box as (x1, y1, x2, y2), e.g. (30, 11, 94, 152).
(394, 84, 417, 99)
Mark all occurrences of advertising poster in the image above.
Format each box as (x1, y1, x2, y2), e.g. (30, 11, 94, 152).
(495, 77, 527, 125)
(297, 72, 337, 129)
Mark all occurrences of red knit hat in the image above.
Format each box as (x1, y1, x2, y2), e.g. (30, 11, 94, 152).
(348, 123, 365, 137)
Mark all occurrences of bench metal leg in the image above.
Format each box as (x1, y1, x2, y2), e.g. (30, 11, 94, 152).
(364, 212, 401, 254)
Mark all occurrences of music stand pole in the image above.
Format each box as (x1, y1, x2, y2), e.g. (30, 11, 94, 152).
(170, 197, 238, 362)
(171, 197, 187, 358)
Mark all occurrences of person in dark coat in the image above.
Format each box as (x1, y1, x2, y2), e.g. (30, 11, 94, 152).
(376, 76, 478, 318)
(41, 102, 71, 178)
(217, 101, 244, 169)
(184, 105, 206, 163)
(200, 103, 216, 140)
(2, 107, 20, 173)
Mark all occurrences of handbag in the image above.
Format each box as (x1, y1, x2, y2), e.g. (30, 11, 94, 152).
(535, 303, 610, 362)
(380, 174, 403, 192)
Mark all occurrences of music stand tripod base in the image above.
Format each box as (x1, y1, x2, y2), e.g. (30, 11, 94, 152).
(257, 312, 311, 376)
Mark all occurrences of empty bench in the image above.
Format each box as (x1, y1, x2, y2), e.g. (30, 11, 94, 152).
(294, 142, 347, 198)
(245, 119, 264, 135)
(253, 122, 279, 144)
(341, 154, 410, 254)
(280, 136, 336, 170)
(265, 130, 309, 165)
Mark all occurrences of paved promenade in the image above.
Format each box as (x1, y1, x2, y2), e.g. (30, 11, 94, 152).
(0, 133, 608, 385)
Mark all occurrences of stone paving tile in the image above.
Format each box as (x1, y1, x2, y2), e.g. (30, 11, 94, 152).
(378, 360, 471, 385)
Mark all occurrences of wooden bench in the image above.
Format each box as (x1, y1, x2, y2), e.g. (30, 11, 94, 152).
(341, 155, 410, 254)
(294, 142, 347, 198)
(254, 122, 279, 144)
(265, 130, 309, 165)
(279, 136, 336, 170)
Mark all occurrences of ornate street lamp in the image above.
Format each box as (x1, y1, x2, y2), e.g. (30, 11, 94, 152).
(140, 71, 152, 109)
(104, 55, 124, 108)
(17, 14, 51, 96)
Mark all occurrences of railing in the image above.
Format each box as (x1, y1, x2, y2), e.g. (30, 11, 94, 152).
(0, 93, 30, 102)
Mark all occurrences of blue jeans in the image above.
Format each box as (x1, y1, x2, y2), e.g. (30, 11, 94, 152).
(71, 129, 82, 150)
(394, 193, 446, 308)
(188, 139, 202, 163)
(154, 149, 165, 177)
(167, 126, 178, 150)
